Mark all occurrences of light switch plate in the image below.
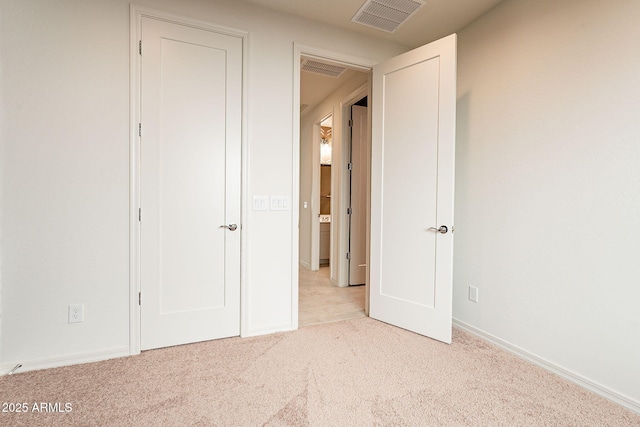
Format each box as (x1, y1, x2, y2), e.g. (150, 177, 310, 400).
(469, 286, 479, 303)
(270, 196, 290, 211)
(253, 196, 268, 211)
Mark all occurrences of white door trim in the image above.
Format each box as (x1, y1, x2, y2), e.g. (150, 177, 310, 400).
(129, 5, 249, 354)
(310, 116, 331, 272)
(338, 84, 370, 288)
(339, 84, 371, 314)
(292, 43, 376, 329)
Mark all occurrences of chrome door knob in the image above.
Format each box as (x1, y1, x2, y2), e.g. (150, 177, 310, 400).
(220, 223, 238, 231)
(428, 225, 448, 234)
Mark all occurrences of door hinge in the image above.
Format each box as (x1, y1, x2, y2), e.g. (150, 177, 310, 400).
(346, 252, 351, 260)
(348, 119, 353, 127)
(138, 292, 141, 305)
(139, 40, 142, 55)
(347, 162, 353, 171)
(347, 207, 352, 215)
(139, 123, 142, 137)
(138, 208, 141, 221)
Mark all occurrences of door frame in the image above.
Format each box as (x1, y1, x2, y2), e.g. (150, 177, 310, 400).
(292, 44, 375, 328)
(129, 5, 249, 354)
(309, 114, 333, 272)
(340, 85, 370, 290)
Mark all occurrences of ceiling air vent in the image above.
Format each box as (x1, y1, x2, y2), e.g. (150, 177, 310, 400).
(351, 0, 426, 33)
(301, 59, 347, 78)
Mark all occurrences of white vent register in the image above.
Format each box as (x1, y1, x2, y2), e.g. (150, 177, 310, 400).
(300, 59, 347, 78)
(351, 0, 426, 33)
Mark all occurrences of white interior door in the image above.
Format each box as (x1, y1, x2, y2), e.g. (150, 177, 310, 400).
(369, 34, 457, 343)
(349, 105, 368, 285)
(140, 17, 242, 350)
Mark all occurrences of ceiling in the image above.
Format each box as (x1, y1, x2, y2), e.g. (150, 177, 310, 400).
(241, 0, 505, 48)
(244, 0, 506, 116)
(300, 68, 365, 116)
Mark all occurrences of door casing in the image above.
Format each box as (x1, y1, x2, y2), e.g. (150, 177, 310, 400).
(293, 44, 376, 328)
(309, 115, 332, 272)
(347, 103, 369, 287)
(129, 5, 249, 354)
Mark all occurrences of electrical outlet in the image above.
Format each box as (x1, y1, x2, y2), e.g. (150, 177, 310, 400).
(68, 304, 84, 323)
(468, 286, 479, 303)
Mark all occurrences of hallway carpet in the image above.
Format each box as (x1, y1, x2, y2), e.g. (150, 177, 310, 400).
(299, 265, 365, 326)
(1, 317, 638, 426)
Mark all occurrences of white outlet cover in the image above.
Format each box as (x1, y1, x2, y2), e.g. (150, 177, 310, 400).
(68, 304, 84, 323)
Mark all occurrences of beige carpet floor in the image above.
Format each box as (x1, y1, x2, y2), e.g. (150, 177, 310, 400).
(299, 265, 366, 326)
(1, 318, 638, 426)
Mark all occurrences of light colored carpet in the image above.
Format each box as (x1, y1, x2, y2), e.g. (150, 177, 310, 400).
(1, 317, 638, 426)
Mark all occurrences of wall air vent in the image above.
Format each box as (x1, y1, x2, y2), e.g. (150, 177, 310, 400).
(301, 59, 347, 78)
(351, 0, 426, 33)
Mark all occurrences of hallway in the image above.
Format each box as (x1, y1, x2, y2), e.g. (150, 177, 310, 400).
(298, 266, 366, 326)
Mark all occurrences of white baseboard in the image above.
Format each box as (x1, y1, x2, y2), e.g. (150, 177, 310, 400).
(453, 319, 640, 415)
(299, 259, 311, 269)
(0, 347, 131, 376)
(241, 322, 294, 338)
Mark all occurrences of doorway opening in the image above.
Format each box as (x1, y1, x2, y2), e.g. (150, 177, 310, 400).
(296, 51, 372, 327)
(319, 115, 332, 267)
(293, 36, 456, 340)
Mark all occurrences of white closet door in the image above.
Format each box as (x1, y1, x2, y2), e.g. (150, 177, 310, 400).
(140, 17, 242, 350)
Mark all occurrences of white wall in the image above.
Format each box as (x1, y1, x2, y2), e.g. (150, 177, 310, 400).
(0, 0, 406, 370)
(454, 0, 640, 407)
(1, 0, 132, 368)
(299, 72, 369, 279)
(7, 0, 636, 410)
